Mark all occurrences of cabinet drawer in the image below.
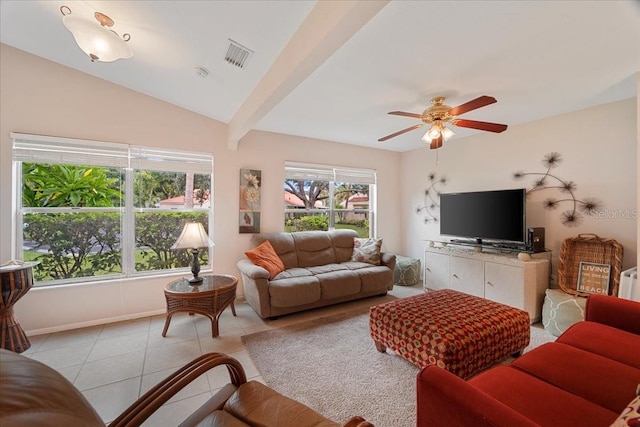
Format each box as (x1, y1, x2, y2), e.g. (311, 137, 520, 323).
(450, 256, 484, 297)
(485, 262, 524, 309)
(424, 251, 449, 291)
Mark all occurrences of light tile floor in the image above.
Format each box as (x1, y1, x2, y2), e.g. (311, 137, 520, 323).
(22, 284, 424, 426)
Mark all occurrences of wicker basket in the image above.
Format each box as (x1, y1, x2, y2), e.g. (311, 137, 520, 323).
(558, 234, 623, 297)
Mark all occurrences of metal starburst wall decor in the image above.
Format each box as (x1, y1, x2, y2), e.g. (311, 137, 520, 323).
(513, 152, 602, 227)
(417, 172, 447, 223)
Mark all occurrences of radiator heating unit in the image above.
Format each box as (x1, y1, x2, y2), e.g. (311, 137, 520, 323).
(619, 267, 638, 301)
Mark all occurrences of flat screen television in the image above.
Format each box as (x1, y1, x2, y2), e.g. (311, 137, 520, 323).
(440, 188, 526, 244)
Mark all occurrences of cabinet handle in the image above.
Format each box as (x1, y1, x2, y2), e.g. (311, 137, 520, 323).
(426, 267, 431, 272)
(452, 274, 458, 279)
(486, 281, 493, 286)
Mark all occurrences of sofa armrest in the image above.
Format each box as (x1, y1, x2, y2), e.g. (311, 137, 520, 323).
(416, 365, 537, 427)
(237, 259, 270, 280)
(380, 253, 396, 290)
(381, 252, 396, 272)
(237, 259, 272, 318)
(585, 294, 640, 335)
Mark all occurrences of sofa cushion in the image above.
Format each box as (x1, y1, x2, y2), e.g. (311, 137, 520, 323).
(251, 232, 298, 269)
(469, 365, 618, 426)
(329, 229, 359, 262)
(306, 263, 349, 275)
(272, 267, 313, 280)
(293, 231, 337, 267)
(316, 270, 361, 299)
(224, 381, 338, 427)
(357, 265, 394, 292)
(416, 365, 539, 427)
(244, 241, 285, 279)
(557, 321, 640, 369)
(351, 238, 382, 265)
(341, 261, 374, 271)
(511, 342, 640, 413)
(268, 276, 321, 307)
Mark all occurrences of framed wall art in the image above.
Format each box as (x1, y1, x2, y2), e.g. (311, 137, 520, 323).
(239, 169, 261, 233)
(576, 261, 611, 295)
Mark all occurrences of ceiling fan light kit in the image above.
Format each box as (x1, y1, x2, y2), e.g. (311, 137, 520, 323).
(60, 5, 132, 63)
(379, 95, 508, 150)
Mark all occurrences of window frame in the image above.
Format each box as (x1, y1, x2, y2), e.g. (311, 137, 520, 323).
(283, 161, 377, 237)
(11, 132, 214, 286)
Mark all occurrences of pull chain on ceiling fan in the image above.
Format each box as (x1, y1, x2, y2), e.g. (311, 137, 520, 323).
(378, 95, 508, 149)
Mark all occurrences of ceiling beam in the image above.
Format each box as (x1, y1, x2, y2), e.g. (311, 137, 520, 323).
(227, 0, 389, 150)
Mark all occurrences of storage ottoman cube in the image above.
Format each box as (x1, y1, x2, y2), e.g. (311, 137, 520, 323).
(369, 289, 530, 379)
(393, 255, 421, 286)
(542, 288, 586, 337)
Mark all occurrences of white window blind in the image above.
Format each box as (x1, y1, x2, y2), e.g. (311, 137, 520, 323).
(334, 168, 377, 185)
(284, 162, 376, 184)
(12, 133, 214, 174)
(12, 133, 129, 168)
(130, 147, 213, 174)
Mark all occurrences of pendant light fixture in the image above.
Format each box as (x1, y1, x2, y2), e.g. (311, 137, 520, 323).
(60, 5, 132, 63)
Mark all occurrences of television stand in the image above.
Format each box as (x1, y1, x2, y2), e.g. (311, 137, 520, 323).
(423, 244, 550, 323)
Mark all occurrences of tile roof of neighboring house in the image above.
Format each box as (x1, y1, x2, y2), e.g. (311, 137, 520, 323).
(157, 190, 210, 208)
(285, 192, 324, 208)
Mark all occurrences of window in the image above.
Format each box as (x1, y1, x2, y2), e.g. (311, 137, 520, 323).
(12, 133, 213, 286)
(284, 162, 376, 238)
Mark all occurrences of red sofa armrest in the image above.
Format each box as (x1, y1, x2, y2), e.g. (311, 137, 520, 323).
(416, 365, 537, 427)
(585, 294, 640, 335)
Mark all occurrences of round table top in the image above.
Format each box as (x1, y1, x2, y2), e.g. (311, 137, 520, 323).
(165, 274, 238, 295)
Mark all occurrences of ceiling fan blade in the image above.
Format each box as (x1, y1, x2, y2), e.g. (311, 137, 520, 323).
(388, 111, 424, 119)
(448, 96, 497, 116)
(452, 119, 508, 133)
(378, 124, 424, 142)
(429, 136, 443, 150)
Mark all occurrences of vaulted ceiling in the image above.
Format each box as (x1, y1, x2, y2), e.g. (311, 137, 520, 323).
(1, 1, 639, 152)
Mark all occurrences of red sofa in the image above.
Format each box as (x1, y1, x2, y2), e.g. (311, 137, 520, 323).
(416, 294, 640, 427)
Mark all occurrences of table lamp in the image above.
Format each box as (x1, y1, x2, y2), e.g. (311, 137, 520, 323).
(171, 222, 210, 283)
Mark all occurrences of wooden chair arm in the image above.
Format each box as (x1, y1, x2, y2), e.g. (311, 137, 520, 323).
(343, 416, 375, 427)
(109, 352, 246, 427)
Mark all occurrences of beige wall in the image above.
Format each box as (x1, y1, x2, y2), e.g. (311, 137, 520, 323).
(2, 43, 637, 334)
(0, 44, 401, 334)
(401, 97, 638, 285)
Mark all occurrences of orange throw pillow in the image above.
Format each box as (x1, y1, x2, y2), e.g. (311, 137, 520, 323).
(245, 240, 285, 279)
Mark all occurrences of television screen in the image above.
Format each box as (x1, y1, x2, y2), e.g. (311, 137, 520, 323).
(440, 188, 526, 243)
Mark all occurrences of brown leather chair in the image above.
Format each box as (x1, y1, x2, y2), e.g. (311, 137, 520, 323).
(0, 349, 373, 427)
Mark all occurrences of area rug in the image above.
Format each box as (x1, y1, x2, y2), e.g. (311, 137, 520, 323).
(241, 308, 555, 427)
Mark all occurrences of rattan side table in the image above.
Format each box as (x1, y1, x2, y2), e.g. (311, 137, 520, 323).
(162, 274, 237, 338)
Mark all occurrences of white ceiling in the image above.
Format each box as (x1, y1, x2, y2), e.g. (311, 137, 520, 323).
(1, 0, 639, 152)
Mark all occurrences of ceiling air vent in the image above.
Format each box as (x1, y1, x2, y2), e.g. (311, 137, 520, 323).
(224, 39, 253, 70)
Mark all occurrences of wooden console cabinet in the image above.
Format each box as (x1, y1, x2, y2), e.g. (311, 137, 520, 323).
(424, 245, 550, 323)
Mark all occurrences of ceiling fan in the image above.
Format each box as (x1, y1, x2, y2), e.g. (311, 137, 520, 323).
(378, 95, 508, 149)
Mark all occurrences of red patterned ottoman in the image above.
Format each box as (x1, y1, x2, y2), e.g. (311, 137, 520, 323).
(369, 289, 530, 379)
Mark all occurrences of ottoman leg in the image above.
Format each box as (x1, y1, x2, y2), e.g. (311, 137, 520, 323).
(374, 341, 386, 353)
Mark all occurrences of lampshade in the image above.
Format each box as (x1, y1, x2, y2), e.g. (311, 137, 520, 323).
(171, 223, 210, 250)
(61, 6, 132, 63)
(421, 123, 456, 143)
(441, 126, 456, 141)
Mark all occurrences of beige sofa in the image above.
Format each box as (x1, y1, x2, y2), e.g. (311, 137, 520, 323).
(237, 230, 396, 318)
